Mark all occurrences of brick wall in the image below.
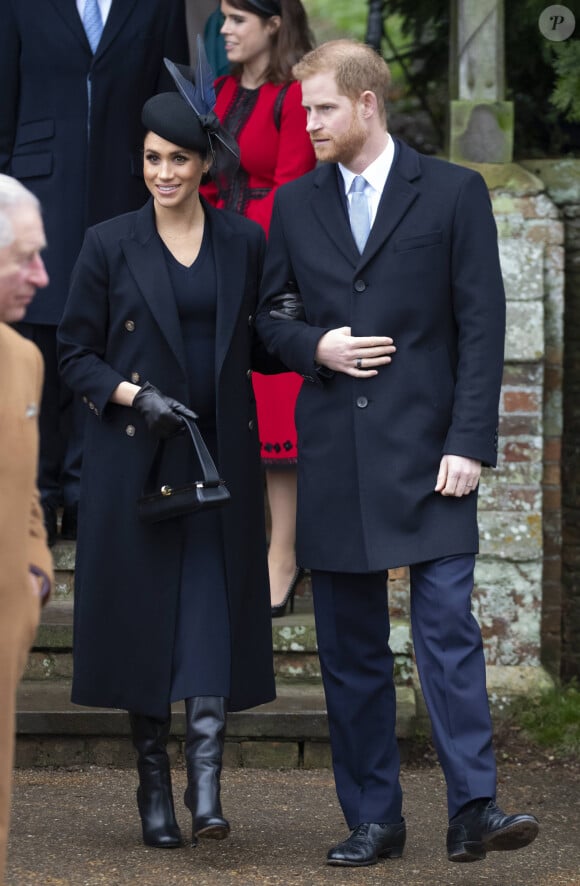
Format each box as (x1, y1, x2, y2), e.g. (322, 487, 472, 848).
(388, 163, 567, 682)
(521, 161, 580, 679)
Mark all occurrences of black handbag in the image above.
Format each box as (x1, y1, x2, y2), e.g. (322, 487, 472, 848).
(138, 414, 230, 523)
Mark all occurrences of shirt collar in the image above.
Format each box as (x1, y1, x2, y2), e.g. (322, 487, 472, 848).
(339, 135, 395, 196)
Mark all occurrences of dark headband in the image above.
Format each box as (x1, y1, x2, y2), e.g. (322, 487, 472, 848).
(246, 0, 281, 16)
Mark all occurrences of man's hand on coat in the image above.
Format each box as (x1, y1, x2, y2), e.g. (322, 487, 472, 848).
(435, 455, 481, 497)
(315, 326, 396, 377)
(132, 382, 197, 439)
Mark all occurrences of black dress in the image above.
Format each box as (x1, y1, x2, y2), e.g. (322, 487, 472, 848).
(161, 225, 231, 703)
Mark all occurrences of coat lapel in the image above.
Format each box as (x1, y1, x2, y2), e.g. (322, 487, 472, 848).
(359, 139, 421, 267)
(309, 164, 358, 262)
(310, 140, 423, 269)
(120, 202, 188, 378)
(48, 0, 92, 54)
(95, 0, 139, 59)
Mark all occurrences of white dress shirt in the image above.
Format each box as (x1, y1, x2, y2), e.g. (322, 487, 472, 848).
(339, 135, 395, 227)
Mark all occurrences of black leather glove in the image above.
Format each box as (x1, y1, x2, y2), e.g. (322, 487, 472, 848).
(268, 291, 306, 322)
(132, 382, 197, 439)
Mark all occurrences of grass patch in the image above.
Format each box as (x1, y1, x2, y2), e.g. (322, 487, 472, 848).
(500, 680, 580, 759)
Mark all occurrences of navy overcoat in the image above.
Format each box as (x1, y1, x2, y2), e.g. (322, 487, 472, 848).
(0, 0, 188, 324)
(256, 139, 506, 573)
(58, 200, 277, 718)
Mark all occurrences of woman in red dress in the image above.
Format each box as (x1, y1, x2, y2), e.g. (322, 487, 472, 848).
(202, 0, 315, 615)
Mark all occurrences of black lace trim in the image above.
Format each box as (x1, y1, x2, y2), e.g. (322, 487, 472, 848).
(222, 85, 259, 139)
(218, 86, 270, 214)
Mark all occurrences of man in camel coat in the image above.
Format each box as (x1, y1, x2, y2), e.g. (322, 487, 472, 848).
(0, 174, 53, 885)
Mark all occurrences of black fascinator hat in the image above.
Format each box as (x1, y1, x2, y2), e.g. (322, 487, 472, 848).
(142, 92, 209, 154)
(141, 37, 239, 187)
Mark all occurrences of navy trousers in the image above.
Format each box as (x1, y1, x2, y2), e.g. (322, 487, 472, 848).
(311, 554, 497, 828)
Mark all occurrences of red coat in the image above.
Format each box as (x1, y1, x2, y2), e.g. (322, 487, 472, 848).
(202, 77, 315, 232)
(202, 77, 316, 463)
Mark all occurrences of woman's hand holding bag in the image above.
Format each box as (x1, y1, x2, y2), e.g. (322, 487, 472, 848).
(135, 385, 230, 523)
(133, 381, 197, 438)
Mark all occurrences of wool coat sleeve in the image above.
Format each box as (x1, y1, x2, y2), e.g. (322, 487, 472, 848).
(58, 228, 128, 416)
(443, 172, 506, 465)
(255, 191, 330, 379)
(27, 346, 54, 591)
(249, 229, 288, 375)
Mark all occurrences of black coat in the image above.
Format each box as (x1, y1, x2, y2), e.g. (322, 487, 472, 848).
(58, 200, 277, 718)
(0, 0, 188, 324)
(256, 139, 506, 573)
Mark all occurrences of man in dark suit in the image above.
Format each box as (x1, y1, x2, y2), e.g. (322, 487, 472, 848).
(0, 174, 53, 886)
(256, 39, 539, 867)
(0, 0, 188, 544)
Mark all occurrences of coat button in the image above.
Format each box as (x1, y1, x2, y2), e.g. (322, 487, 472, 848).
(354, 279, 366, 293)
(356, 396, 368, 408)
(125, 319, 136, 332)
(125, 424, 136, 436)
(131, 372, 141, 384)
(248, 419, 254, 430)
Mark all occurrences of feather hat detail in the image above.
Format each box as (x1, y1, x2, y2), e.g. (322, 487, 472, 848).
(141, 36, 239, 186)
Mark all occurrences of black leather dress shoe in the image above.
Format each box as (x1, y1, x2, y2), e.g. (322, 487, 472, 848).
(447, 799, 539, 863)
(327, 820, 406, 867)
(60, 505, 78, 540)
(42, 504, 57, 547)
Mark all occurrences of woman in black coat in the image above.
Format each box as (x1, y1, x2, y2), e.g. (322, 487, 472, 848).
(57, 80, 277, 850)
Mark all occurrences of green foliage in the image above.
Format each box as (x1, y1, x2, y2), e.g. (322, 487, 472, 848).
(551, 41, 580, 123)
(302, 0, 368, 42)
(503, 0, 573, 156)
(507, 681, 580, 757)
(303, 0, 580, 155)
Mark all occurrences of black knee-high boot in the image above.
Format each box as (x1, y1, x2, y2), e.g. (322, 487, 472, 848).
(184, 696, 230, 841)
(129, 711, 183, 848)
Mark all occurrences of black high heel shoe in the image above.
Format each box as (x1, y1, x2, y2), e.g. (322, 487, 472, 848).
(271, 567, 305, 618)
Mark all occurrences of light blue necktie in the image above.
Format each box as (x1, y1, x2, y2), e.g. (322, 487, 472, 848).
(349, 175, 371, 254)
(83, 0, 104, 53)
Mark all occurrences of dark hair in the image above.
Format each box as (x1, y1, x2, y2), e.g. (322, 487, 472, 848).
(226, 0, 314, 84)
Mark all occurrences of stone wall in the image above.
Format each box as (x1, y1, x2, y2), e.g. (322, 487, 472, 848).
(389, 161, 566, 695)
(521, 160, 580, 680)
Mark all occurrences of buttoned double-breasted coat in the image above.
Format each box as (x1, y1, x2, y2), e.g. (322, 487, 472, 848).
(57, 200, 277, 718)
(255, 139, 506, 574)
(0, 0, 188, 324)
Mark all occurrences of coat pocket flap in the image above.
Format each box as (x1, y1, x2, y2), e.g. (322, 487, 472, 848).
(15, 119, 55, 146)
(394, 230, 443, 252)
(11, 153, 53, 179)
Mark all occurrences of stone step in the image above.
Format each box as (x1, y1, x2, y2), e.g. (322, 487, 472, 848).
(15, 680, 418, 769)
(25, 598, 415, 684)
(51, 540, 76, 601)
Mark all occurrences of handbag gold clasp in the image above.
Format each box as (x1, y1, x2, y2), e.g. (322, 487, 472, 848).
(160, 485, 173, 496)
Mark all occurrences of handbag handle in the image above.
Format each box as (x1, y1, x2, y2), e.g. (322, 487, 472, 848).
(142, 412, 222, 495)
(180, 413, 221, 487)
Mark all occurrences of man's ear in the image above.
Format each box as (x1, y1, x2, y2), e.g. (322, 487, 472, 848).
(359, 90, 378, 120)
